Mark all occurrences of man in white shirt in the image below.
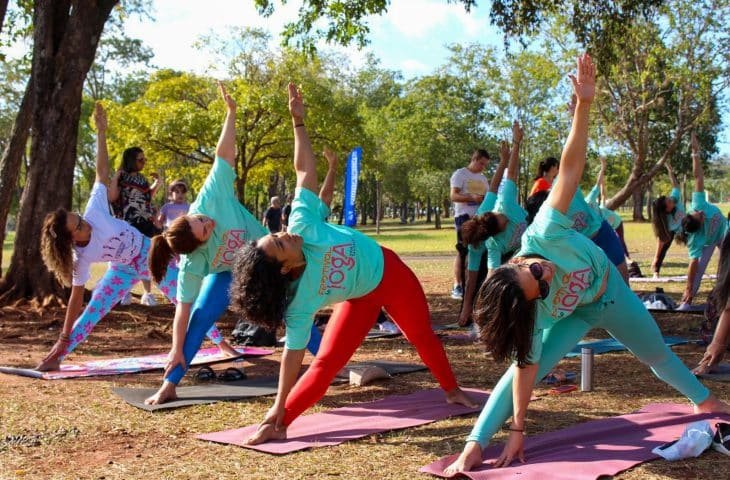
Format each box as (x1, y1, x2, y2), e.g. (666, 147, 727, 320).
(449, 149, 490, 299)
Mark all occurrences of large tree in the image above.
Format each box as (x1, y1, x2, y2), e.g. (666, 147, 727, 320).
(0, 0, 120, 304)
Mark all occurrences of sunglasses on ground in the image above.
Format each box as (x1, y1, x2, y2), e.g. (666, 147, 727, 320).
(194, 366, 246, 382)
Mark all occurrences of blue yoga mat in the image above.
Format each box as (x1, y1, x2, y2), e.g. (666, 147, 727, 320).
(565, 336, 689, 358)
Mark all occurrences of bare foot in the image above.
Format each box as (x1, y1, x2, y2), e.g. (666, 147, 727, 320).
(444, 441, 483, 475)
(694, 394, 730, 415)
(217, 340, 241, 358)
(36, 352, 63, 372)
(446, 387, 479, 409)
(144, 381, 178, 405)
(245, 423, 287, 445)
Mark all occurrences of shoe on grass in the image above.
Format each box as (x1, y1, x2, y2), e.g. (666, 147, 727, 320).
(450, 284, 464, 300)
(121, 292, 132, 306)
(712, 422, 730, 456)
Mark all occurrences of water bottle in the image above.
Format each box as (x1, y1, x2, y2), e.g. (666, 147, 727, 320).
(581, 347, 594, 392)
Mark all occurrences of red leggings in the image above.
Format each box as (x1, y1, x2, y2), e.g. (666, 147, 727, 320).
(283, 247, 459, 425)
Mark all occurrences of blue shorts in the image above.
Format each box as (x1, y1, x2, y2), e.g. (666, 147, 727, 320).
(591, 220, 625, 266)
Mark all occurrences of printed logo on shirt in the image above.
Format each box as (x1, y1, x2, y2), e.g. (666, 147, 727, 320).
(212, 229, 247, 267)
(101, 229, 137, 262)
(707, 213, 723, 240)
(572, 212, 588, 232)
(550, 267, 593, 318)
(318, 242, 356, 295)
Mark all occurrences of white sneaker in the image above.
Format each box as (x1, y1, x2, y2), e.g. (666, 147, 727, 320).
(121, 292, 132, 306)
(140, 293, 158, 306)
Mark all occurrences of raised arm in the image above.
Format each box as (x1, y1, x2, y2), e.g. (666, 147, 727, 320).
(215, 82, 237, 168)
(665, 162, 679, 189)
(548, 54, 595, 214)
(93, 102, 110, 185)
(319, 148, 338, 208)
(289, 83, 318, 192)
(597, 156, 607, 203)
(489, 141, 510, 193)
(691, 131, 704, 192)
(506, 121, 523, 182)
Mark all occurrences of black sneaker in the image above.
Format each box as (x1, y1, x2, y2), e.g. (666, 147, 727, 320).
(712, 422, 730, 456)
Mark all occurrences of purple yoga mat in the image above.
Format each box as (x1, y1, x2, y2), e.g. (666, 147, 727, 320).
(420, 403, 730, 479)
(196, 388, 490, 454)
(0, 346, 273, 380)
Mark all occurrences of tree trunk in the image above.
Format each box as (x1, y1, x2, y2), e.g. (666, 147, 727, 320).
(0, 0, 118, 305)
(0, 81, 34, 272)
(0, 0, 8, 36)
(375, 180, 381, 235)
(443, 198, 450, 219)
(426, 197, 432, 223)
(631, 187, 645, 221)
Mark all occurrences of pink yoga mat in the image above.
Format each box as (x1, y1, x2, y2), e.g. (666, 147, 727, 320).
(0, 346, 273, 380)
(420, 403, 730, 479)
(196, 388, 490, 454)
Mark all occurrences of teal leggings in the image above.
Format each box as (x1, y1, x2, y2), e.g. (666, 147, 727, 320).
(467, 265, 710, 446)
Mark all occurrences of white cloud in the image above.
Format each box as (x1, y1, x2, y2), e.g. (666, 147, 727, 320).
(400, 59, 429, 74)
(381, 0, 488, 40)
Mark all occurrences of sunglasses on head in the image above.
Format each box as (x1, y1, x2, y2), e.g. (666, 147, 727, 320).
(521, 262, 550, 300)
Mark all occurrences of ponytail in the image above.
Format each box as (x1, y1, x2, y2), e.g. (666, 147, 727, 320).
(40, 209, 74, 287)
(148, 216, 201, 283)
(461, 212, 502, 247)
(534, 157, 559, 181)
(651, 196, 672, 242)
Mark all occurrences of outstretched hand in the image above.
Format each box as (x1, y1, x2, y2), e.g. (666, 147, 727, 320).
(491, 431, 526, 468)
(568, 53, 595, 104)
(218, 81, 236, 111)
(288, 82, 305, 120)
(499, 140, 510, 164)
(691, 131, 700, 156)
(93, 102, 107, 132)
(323, 148, 338, 169)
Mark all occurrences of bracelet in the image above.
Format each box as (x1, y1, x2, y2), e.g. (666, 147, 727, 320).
(294, 123, 305, 128)
(508, 428, 524, 433)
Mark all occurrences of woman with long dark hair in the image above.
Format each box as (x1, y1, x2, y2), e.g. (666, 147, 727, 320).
(444, 54, 730, 474)
(229, 83, 476, 445)
(458, 125, 525, 327)
(144, 83, 320, 405)
(650, 163, 685, 278)
(674, 132, 728, 309)
(35, 103, 222, 370)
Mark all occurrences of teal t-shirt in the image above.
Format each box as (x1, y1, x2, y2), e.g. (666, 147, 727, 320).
(517, 205, 610, 361)
(485, 180, 527, 269)
(177, 157, 268, 303)
(467, 192, 498, 272)
(284, 187, 384, 350)
(566, 190, 603, 238)
(585, 185, 622, 230)
(666, 187, 686, 234)
(686, 191, 728, 259)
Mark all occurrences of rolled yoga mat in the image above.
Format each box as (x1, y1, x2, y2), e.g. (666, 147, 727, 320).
(196, 388, 490, 454)
(0, 346, 274, 380)
(629, 274, 716, 283)
(420, 402, 730, 479)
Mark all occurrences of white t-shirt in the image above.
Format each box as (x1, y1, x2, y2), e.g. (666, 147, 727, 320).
(72, 182, 145, 286)
(450, 167, 488, 217)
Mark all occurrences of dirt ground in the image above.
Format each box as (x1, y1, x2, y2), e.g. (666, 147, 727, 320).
(1, 277, 729, 479)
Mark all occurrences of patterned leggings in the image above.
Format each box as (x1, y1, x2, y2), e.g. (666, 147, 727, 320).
(61, 239, 223, 359)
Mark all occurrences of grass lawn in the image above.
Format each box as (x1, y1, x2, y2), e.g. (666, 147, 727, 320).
(0, 216, 728, 479)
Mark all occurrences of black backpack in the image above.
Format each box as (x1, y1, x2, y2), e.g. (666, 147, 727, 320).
(230, 320, 276, 347)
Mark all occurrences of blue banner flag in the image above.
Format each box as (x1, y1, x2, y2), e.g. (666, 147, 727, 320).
(344, 147, 362, 227)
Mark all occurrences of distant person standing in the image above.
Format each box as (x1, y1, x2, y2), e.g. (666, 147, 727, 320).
(263, 196, 283, 233)
(158, 179, 190, 230)
(449, 150, 490, 299)
(529, 156, 559, 196)
(281, 194, 293, 231)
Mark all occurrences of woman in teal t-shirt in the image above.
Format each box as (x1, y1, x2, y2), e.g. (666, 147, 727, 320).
(676, 132, 729, 309)
(651, 162, 685, 278)
(229, 83, 476, 445)
(444, 54, 730, 475)
(143, 83, 318, 406)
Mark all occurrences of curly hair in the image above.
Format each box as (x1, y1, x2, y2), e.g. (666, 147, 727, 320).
(148, 216, 202, 283)
(461, 212, 501, 247)
(473, 264, 536, 367)
(229, 242, 290, 332)
(651, 196, 673, 243)
(41, 209, 74, 287)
